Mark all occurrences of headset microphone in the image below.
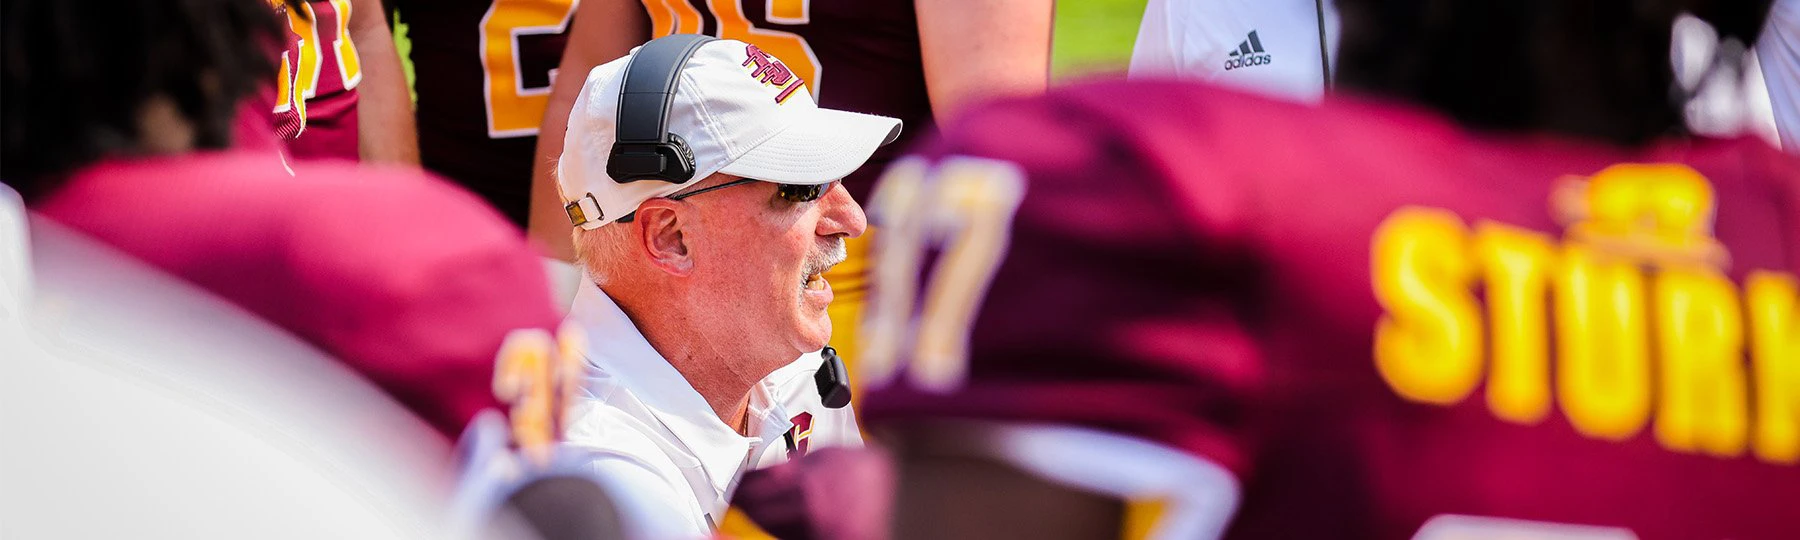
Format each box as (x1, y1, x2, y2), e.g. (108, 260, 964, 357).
(816, 346, 852, 409)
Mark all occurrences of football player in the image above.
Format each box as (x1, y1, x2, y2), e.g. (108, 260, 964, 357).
(387, 0, 638, 227)
(3, 187, 460, 539)
(4, 0, 559, 439)
(2, 2, 628, 537)
(270, 0, 418, 163)
(858, 0, 1800, 538)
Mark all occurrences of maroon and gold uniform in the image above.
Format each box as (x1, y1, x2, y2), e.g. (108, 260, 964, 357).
(862, 80, 1800, 539)
(270, 0, 365, 160)
(391, 0, 577, 225)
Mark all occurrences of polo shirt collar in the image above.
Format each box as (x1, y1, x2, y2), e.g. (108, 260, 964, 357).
(569, 279, 793, 498)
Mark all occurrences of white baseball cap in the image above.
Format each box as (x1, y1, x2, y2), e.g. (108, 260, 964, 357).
(558, 38, 903, 229)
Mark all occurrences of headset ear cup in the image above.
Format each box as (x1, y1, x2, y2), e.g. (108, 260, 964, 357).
(606, 34, 717, 185)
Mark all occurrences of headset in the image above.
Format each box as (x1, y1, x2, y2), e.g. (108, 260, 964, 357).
(607, 33, 717, 185)
(604, 33, 854, 408)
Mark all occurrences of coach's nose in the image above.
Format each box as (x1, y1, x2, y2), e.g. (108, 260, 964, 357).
(815, 182, 867, 239)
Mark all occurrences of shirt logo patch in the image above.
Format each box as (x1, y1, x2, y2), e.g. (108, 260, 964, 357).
(784, 411, 815, 457)
(1224, 30, 1273, 71)
(742, 44, 806, 104)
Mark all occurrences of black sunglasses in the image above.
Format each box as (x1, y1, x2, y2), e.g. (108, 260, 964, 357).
(616, 179, 832, 223)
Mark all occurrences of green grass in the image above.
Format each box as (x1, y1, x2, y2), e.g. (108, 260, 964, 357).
(1052, 0, 1148, 82)
(392, 14, 417, 102)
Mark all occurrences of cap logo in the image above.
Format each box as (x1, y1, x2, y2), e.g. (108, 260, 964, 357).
(741, 44, 805, 104)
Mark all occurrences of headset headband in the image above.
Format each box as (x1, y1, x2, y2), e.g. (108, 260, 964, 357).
(608, 34, 718, 184)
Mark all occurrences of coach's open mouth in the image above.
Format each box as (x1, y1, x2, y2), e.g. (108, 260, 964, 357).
(802, 259, 836, 292)
(801, 245, 845, 293)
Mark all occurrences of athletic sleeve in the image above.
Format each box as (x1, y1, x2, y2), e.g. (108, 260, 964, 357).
(1127, 0, 1181, 77)
(1759, 0, 1800, 153)
(1129, 0, 1228, 79)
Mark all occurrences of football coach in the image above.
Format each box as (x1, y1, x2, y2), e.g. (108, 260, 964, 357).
(553, 34, 900, 536)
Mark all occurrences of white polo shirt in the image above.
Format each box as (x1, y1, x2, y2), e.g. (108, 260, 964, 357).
(561, 279, 861, 536)
(1129, 0, 1339, 102)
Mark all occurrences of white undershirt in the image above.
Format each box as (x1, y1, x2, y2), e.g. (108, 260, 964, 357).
(1757, 0, 1800, 152)
(1131, 0, 1796, 154)
(1129, 0, 1339, 103)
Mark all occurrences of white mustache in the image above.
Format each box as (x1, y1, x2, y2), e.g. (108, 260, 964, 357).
(803, 239, 847, 277)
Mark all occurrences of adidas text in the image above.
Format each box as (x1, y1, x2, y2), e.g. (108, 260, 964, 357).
(1224, 54, 1273, 70)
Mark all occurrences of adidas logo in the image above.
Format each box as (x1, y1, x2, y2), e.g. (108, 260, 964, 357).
(1223, 30, 1273, 71)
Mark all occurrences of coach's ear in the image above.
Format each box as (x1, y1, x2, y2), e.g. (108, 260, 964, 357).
(633, 199, 695, 276)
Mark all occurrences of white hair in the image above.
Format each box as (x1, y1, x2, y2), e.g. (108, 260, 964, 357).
(569, 172, 740, 286)
(571, 223, 634, 287)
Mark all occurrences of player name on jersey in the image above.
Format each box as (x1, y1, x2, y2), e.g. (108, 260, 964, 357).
(1372, 163, 1799, 465)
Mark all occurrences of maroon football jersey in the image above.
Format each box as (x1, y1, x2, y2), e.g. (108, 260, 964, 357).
(392, 0, 576, 225)
(271, 0, 364, 161)
(861, 80, 1800, 539)
(643, 0, 933, 201)
(34, 150, 562, 437)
